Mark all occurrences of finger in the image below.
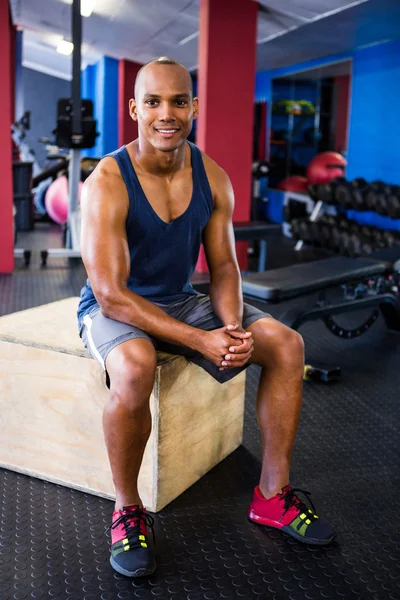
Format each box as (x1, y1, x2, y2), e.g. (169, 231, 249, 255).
(223, 351, 253, 366)
(226, 340, 252, 355)
(228, 330, 252, 340)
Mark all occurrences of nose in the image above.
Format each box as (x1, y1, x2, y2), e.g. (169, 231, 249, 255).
(159, 102, 176, 122)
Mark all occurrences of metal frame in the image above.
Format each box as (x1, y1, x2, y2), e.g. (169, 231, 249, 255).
(41, 0, 82, 265)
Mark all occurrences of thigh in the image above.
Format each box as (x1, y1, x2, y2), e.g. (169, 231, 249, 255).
(81, 306, 155, 371)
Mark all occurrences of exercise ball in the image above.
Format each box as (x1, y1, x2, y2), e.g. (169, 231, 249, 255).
(307, 151, 347, 185)
(44, 176, 83, 224)
(277, 175, 309, 193)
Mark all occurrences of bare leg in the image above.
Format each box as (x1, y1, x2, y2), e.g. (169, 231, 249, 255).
(104, 338, 157, 511)
(248, 318, 304, 498)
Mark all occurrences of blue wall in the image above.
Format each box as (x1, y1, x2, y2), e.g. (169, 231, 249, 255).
(81, 56, 119, 158)
(346, 40, 400, 184)
(256, 40, 400, 186)
(256, 39, 400, 227)
(255, 51, 351, 103)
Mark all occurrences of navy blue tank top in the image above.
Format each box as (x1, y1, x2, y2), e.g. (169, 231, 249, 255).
(77, 141, 214, 329)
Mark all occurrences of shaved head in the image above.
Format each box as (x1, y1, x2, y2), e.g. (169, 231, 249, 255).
(134, 57, 193, 99)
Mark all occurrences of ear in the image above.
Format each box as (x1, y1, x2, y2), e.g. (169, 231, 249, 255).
(129, 98, 138, 121)
(193, 97, 199, 120)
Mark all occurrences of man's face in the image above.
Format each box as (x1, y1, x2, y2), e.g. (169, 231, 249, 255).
(130, 64, 198, 152)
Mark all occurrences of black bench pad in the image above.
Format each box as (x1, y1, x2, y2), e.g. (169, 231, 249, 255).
(242, 256, 390, 302)
(233, 221, 281, 241)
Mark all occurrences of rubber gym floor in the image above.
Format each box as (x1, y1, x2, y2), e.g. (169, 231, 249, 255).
(1, 224, 399, 600)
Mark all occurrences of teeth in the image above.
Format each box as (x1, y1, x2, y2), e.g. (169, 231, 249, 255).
(158, 130, 177, 133)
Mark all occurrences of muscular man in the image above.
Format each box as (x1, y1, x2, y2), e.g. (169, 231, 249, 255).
(78, 57, 335, 578)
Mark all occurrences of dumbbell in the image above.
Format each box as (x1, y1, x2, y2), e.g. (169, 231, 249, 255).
(307, 184, 319, 202)
(350, 178, 369, 211)
(317, 222, 334, 249)
(334, 179, 356, 209)
(381, 229, 400, 247)
(291, 219, 313, 243)
(317, 177, 347, 205)
(290, 219, 302, 241)
(370, 228, 386, 249)
(347, 233, 363, 257)
(386, 189, 400, 219)
(365, 181, 389, 213)
(334, 180, 351, 209)
(339, 230, 366, 257)
(309, 221, 323, 246)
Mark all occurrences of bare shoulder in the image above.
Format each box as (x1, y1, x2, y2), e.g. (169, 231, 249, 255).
(81, 156, 128, 216)
(83, 156, 123, 195)
(201, 151, 232, 193)
(200, 151, 234, 209)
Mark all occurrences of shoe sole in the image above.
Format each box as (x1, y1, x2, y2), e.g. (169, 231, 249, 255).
(248, 518, 336, 546)
(110, 555, 157, 578)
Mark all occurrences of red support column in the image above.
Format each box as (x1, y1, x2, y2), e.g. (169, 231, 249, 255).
(196, 0, 258, 272)
(334, 75, 350, 154)
(9, 23, 16, 125)
(0, 0, 15, 273)
(118, 59, 142, 146)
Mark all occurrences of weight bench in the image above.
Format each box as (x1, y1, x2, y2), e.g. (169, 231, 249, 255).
(242, 254, 400, 337)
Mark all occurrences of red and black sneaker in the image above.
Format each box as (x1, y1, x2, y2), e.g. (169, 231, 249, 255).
(108, 505, 156, 577)
(248, 485, 336, 545)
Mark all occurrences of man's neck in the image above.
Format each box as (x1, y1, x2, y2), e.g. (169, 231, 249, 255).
(131, 139, 187, 177)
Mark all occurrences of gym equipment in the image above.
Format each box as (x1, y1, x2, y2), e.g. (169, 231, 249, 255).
(304, 363, 341, 383)
(11, 111, 41, 178)
(44, 176, 83, 225)
(250, 160, 270, 220)
(277, 175, 309, 193)
(0, 298, 246, 513)
(41, 0, 96, 266)
(290, 215, 400, 258)
(272, 100, 315, 115)
(335, 178, 368, 210)
(307, 151, 347, 185)
(55, 98, 98, 150)
(233, 221, 281, 272)
(242, 249, 400, 339)
(312, 177, 347, 205)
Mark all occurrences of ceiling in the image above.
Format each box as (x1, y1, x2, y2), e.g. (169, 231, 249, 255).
(279, 59, 352, 81)
(9, 0, 400, 81)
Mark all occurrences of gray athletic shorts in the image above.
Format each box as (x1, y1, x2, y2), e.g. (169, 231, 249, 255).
(80, 293, 271, 384)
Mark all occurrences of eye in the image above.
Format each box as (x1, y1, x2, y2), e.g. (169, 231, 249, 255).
(175, 100, 188, 107)
(145, 100, 159, 106)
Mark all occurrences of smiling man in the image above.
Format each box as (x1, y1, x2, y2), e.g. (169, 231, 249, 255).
(77, 57, 335, 578)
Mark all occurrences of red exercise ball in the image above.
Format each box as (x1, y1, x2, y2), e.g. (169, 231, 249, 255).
(44, 176, 83, 224)
(306, 151, 347, 185)
(277, 175, 309, 193)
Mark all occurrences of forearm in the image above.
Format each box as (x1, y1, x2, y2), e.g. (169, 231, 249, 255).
(99, 288, 205, 351)
(209, 264, 243, 326)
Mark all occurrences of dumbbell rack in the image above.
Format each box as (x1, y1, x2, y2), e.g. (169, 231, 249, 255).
(289, 177, 400, 258)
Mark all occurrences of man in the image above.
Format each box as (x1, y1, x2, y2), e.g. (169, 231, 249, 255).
(78, 57, 335, 578)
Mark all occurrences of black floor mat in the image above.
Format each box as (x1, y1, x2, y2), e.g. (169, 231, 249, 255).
(1, 225, 399, 599)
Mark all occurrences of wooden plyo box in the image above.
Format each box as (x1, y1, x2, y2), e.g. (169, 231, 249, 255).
(0, 298, 245, 511)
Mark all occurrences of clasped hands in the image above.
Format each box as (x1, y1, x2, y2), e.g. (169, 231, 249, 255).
(219, 322, 254, 371)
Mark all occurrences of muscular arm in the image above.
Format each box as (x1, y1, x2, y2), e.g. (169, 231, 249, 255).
(202, 156, 243, 326)
(80, 158, 205, 351)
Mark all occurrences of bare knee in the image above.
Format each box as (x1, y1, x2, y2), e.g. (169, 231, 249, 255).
(251, 319, 304, 369)
(106, 340, 157, 412)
